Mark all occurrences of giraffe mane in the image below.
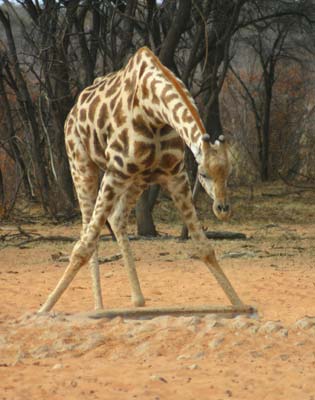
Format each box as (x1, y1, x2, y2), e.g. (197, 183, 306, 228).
(140, 47, 206, 135)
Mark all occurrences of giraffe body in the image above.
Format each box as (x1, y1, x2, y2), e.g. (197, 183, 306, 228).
(39, 47, 243, 313)
(66, 48, 195, 188)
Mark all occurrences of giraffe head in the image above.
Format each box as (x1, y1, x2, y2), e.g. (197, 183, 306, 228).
(197, 134, 232, 221)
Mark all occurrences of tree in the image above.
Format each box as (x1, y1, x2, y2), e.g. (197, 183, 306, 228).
(136, 0, 192, 236)
(0, 6, 52, 211)
(228, 0, 315, 181)
(1, 0, 315, 226)
(136, 0, 248, 236)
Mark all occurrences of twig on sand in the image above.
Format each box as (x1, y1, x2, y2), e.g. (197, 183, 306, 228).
(0, 228, 246, 249)
(51, 252, 122, 264)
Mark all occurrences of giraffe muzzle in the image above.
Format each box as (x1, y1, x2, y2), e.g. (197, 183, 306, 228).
(213, 201, 231, 221)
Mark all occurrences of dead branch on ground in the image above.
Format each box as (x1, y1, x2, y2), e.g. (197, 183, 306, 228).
(0, 227, 247, 249)
(51, 252, 122, 264)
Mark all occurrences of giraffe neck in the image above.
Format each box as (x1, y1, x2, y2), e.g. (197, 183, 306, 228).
(134, 48, 206, 163)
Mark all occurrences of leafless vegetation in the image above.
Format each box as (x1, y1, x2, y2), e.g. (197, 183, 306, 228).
(0, 0, 314, 233)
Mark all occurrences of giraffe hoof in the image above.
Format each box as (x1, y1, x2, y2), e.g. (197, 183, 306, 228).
(132, 295, 145, 307)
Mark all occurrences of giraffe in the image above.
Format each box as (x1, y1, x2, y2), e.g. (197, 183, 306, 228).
(38, 47, 244, 313)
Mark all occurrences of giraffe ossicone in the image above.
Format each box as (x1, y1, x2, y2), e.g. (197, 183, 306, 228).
(38, 47, 244, 313)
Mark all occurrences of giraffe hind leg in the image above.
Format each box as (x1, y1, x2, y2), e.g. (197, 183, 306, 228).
(71, 171, 104, 310)
(68, 145, 104, 310)
(38, 171, 121, 313)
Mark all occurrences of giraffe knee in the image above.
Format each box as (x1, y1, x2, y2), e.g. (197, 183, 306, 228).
(189, 240, 215, 262)
(196, 242, 216, 263)
(70, 240, 95, 266)
(204, 248, 216, 264)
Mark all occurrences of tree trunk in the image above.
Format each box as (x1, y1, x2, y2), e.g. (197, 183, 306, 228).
(0, 63, 33, 199)
(135, 0, 192, 236)
(136, 188, 158, 236)
(260, 64, 274, 181)
(0, 8, 51, 211)
(203, 85, 223, 140)
(38, 3, 77, 213)
(261, 101, 271, 181)
(0, 169, 4, 212)
(180, 179, 200, 239)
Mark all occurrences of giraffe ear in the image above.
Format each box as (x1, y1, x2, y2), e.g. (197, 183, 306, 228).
(210, 135, 227, 149)
(202, 133, 225, 145)
(202, 133, 211, 142)
(218, 135, 225, 143)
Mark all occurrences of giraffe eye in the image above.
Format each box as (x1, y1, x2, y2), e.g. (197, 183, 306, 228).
(199, 172, 207, 179)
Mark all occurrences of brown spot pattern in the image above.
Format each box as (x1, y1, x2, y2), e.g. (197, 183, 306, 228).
(111, 140, 123, 153)
(83, 136, 90, 154)
(93, 130, 104, 157)
(139, 60, 148, 77)
(182, 108, 193, 123)
(67, 139, 75, 151)
(160, 125, 173, 136)
(142, 144, 156, 167)
(97, 104, 108, 130)
(114, 155, 124, 168)
(142, 84, 149, 99)
(161, 136, 184, 151)
(160, 153, 179, 170)
(142, 72, 151, 91)
(88, 95, 100, 122)
(106, 81, 118, 98)
(173, 102, 182, 123)
(165, 92, 178, 103)
(127, 163, 139, 174)
(134, 141, 156, 166)
(79, 109, 87, 122)
(124, 77, 132, 93)
(152, 94, 159, 105)
(114, 98, 127, 127)
(110, 92, 120, 110)
(114, 170, 129, 180)
(118, 128, 129, 156)
(106, 123, 114, 141)
(80, 92, 90, 104)
(161, 84, 173, 98)
(133, 94, 139, 108)
(105, 186, 115, 201)
(133, 115, 153, 139)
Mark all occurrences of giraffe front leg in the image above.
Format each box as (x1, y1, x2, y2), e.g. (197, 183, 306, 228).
(38, 173, 121, 313)
(38, 239, 93, 313)
(164, 172, 243, 306)
(200, 248, 243, 306)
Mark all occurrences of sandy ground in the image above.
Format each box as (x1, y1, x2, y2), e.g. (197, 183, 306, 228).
(1, 186, 315, 399)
